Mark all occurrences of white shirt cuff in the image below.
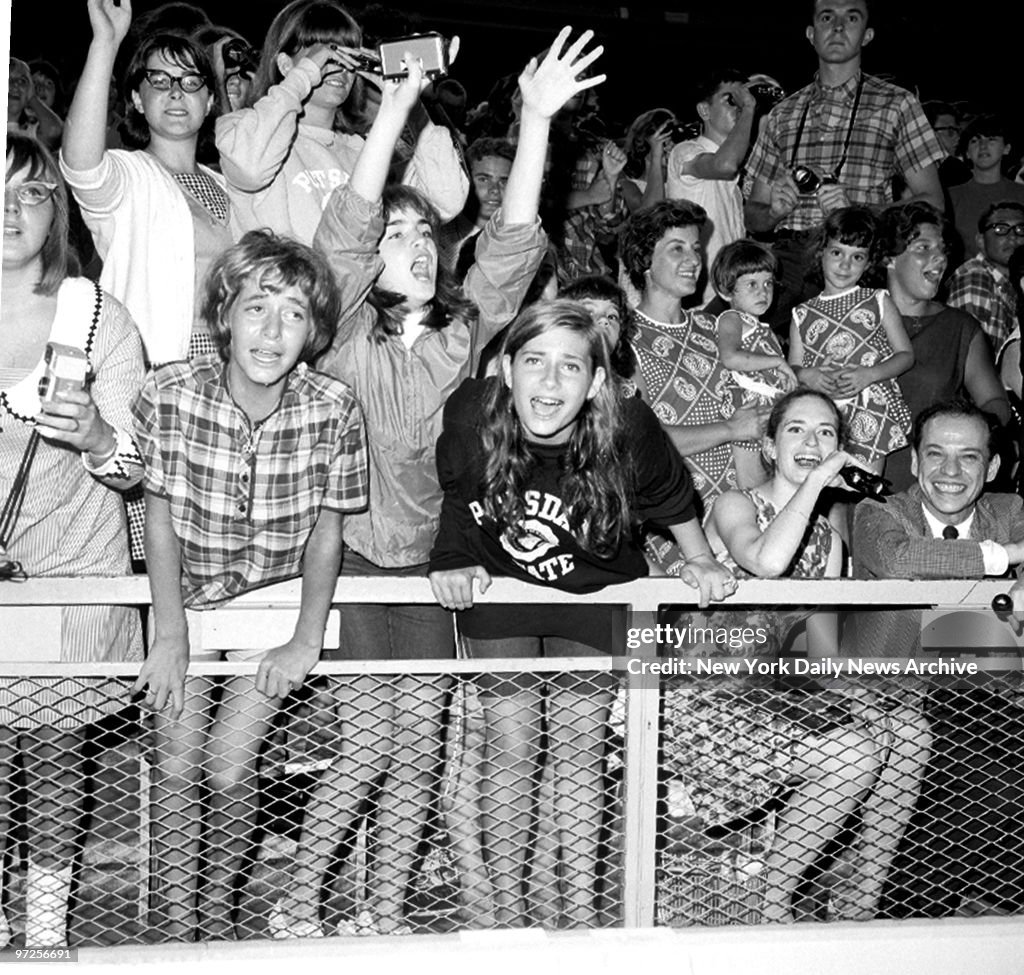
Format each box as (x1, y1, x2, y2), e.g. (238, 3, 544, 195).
(980, 539, 1010, 576)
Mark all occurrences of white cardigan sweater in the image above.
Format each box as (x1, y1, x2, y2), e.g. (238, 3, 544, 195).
(60, 148, 225, 365)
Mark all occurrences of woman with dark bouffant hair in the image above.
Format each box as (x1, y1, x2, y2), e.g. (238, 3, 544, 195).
(876, 200, 1009, 491)
(60, 0, 231, 367)
(621, 198, 770, 566)
(428, 299, 734, 927)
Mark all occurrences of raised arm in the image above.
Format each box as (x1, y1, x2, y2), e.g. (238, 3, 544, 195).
(709, 450, 851, 578)
(677, 83, 756, 182)
(400, 116, 470, 223)
(502, 27, 605, 226)
(62, 0, 132, 173)
(345, 56, 429, 204)
(216, 47, 339, 192)
(24, 79, 65, 151)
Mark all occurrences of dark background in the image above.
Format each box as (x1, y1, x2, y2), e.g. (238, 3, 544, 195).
(10, 1, 1024, 139)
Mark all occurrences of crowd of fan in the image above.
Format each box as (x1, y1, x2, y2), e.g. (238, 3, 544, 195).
(3, 0, 1023, 949)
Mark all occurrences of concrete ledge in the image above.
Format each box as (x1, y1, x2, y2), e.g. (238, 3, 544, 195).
(76, 917, 1024, 974)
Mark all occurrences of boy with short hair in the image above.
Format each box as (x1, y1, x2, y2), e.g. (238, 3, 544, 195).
(949, 115, 1024, 257)
(440, 136, 517, 278)
(131, 228, 368, 938)
(666, 69, 757, 304)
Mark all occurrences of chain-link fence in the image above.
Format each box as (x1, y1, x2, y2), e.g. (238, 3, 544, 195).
(0, 579, 1021, 949)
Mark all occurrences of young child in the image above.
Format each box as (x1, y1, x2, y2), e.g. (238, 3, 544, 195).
(429, 300, 736, 927)
(215, 0, 467, 244)
(711, 240, 797, 488)
(790, 206, 915, 472)
(267, 28, 576, 938)
(131, 230, 368, 941)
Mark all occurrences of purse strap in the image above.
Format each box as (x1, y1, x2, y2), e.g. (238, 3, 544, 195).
(0, 429, 40, 550)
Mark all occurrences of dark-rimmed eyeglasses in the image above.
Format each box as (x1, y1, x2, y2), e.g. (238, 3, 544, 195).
(983, 222, 1024, 239)
(142, 69, 207, 94)
(4, 181, 57, 206)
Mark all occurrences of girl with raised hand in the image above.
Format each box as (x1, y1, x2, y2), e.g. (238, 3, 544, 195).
(695, 389, 885, 922)
(265, 28, 596, 938)
(429, 300, 735, 927)
(215, 0, 468, 245)
(60, 0, 231, 367)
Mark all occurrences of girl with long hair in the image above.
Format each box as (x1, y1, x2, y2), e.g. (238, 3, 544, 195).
(268, 29, 589, 938)
(429, 300, 735, 927)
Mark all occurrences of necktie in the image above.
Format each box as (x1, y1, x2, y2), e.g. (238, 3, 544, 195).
(942, 525, 959, 540)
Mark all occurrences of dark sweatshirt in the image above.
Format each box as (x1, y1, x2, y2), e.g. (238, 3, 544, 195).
(430, 377, 697, 646)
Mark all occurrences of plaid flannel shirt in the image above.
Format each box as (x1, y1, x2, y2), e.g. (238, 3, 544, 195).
(132, 354, 368, 608)
(947, 255, 1019, 351)
(744, 72, 944, 232)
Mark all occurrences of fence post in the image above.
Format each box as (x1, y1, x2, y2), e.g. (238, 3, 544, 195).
(621, 609, 660, 928)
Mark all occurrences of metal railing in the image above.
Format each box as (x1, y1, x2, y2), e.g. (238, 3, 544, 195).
(0, 576, 1022, 957)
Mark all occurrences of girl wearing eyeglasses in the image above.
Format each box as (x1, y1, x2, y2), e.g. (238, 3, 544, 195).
(60, 0, 233, 368)
(1, 134, 146, 948)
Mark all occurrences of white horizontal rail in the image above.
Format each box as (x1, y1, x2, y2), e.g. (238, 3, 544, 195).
(0, 658, 618, 676)
(0, 575, 1013, 608)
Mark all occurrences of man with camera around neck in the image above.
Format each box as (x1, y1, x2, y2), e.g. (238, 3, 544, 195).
(743, 0, 945, 330)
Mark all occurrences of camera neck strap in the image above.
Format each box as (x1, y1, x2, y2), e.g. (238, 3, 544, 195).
(789, 73, 864, 182)
(0, 429, 40, 550)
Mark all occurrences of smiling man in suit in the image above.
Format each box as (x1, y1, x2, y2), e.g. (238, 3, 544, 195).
(849, 398, 1024, 918)
(854, 399, 1024, 585)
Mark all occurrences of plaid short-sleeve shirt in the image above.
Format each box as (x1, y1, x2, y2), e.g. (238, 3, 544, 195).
(132, 354, 368, 608)
(947, 255, 1019, 351)
(744, 72, 944, 233)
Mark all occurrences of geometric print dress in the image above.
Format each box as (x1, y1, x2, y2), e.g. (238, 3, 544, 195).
(631, 308, 737, 497)
(792, 286, 912, 467)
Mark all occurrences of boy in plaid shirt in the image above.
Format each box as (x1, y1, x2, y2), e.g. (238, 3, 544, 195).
(131, 229, 368, 939)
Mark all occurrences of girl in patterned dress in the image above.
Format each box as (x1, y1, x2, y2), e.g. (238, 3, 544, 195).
(790, 206, 914, 473)
(711, 240, 798, 489)
(673, 389, 883, 922)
